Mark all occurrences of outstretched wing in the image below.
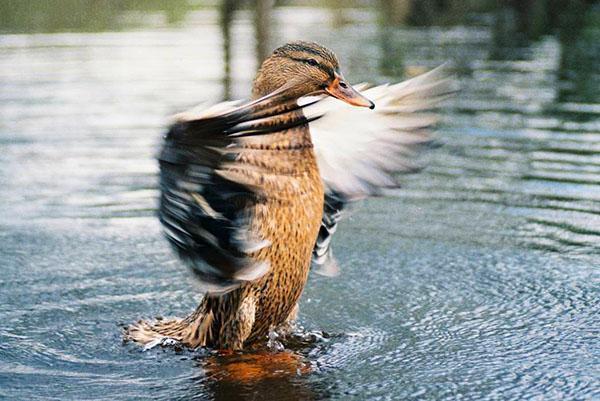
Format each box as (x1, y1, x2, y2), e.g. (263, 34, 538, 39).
(159, 82, 323, 292)
(304, 65, 457, 275)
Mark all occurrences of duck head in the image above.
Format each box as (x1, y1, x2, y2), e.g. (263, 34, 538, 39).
(252, 41, 375, 109)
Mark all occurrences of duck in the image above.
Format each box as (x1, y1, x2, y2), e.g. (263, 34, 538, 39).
(125, 41, 455, 350)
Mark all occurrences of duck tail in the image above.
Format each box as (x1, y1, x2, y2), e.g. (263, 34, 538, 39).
(125, 299, 214, 349)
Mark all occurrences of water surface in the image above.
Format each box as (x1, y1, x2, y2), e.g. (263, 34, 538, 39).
(1, 5, 599, 401)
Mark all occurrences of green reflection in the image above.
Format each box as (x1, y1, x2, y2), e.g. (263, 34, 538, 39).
(0, 0, 190, 33)
(557, 7, 600, 104)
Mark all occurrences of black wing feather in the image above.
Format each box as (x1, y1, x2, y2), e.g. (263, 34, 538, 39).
(158, 85, 324, 292)
(311, 189, 347, 276)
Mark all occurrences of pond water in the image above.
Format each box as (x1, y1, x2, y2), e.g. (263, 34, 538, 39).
(1, 4, 599, 401)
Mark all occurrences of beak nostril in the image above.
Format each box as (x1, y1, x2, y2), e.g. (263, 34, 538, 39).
(325, 77, 374, 108)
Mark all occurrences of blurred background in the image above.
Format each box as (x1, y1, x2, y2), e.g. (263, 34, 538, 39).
(0, 1, 599, 401)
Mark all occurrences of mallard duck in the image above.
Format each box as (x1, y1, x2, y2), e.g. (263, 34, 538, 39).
(126, 41, 454, 350)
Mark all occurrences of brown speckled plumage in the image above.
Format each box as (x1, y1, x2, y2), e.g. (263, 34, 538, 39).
(127, 43, 330, 349)
(203, 124, 324, 349)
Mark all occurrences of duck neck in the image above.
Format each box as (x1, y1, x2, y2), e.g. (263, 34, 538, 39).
(249, 71, 313, 149)
(237, 100, 313, 151)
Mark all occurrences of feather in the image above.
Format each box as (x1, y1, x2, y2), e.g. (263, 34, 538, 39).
(307, 64, 457, 274)
(158, 79, 327, 293)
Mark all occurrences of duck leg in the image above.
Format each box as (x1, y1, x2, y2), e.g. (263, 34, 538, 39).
(272, 303, 299, 338)
(219, 295, 257, 350)
(285, 303, 299, 323)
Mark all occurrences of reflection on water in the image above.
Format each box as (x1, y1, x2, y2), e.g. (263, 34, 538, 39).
(197, 350, 319, 401)
(0, 0, 190, 32)
(0, 2, 599, 401)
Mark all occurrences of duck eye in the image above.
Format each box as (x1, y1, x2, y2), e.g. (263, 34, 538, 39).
(306, 58, 319, 66)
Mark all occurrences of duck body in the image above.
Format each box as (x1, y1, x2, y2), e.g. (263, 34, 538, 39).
(126, 41, 455, 350)
(206, 124, 324, 348)
(129, 110, 324, 349)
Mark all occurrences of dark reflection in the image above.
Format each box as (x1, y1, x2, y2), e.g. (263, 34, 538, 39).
(373, 0, 598, 34)
(378, 0, 411, 26)
(375, 0, 498, 26)
(220, 0, 275, 99)
(491, 0, 596, 57)
(377, 1, 405, 76)
(254, 0, 274, 67)
(555, 4, 599, 104)
(220, 0, 237, 100)
(501, 0, 592, 41)
(490, 6, 527, 58)
(488, 0, 599, 105)
(558, 34, 600, 104)
(406, 0, 469, 26)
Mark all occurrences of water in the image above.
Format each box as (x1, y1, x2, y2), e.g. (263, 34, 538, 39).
(1, 4, 599, 401)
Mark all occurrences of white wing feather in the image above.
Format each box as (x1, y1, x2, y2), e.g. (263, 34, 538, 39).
(304, 64, 456, 200)
(304, 64, 456, 275)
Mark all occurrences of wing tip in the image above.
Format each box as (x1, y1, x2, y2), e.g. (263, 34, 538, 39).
(312, 250, 340, 277)
(187, 259, 271, 295)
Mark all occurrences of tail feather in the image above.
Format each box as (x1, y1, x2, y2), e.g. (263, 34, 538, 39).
(125, 307, 214, 349)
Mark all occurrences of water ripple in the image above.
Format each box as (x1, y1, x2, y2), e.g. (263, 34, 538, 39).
(1, 5, 599, 401)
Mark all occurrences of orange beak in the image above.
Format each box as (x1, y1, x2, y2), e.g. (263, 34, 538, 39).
(325, 73, 375, 109)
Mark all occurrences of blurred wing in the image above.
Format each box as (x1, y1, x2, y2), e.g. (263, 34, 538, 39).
(311, 189, 345, 276)
(304, 65, 456, 275)
(159, 83, 323, 292)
